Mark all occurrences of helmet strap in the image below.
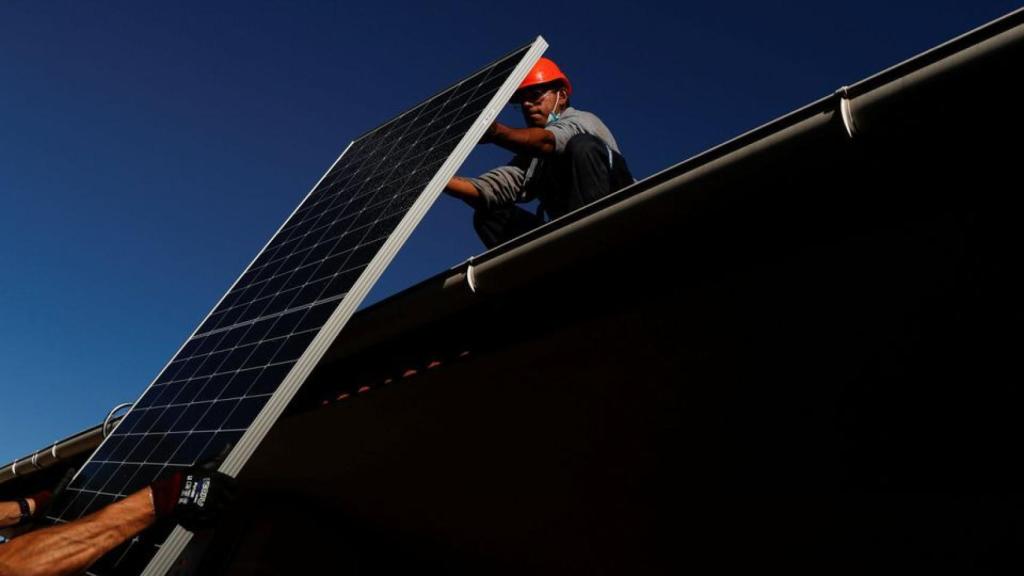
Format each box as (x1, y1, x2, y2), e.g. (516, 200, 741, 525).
(546, 92, 562, 126)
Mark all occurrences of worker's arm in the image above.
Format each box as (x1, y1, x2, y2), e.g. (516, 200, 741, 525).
(482, 121, 556, 156)
(447, 157, 530, 211)
(444, 177, 483, 208)
(0, 488, 154, 576)
(0, 463, 235, 576)
(0, 500, 32, 529)
(0, 488, 54, 529)
(0, 469, 74, 531)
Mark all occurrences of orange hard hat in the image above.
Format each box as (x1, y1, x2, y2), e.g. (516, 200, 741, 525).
(517, 57, 572, 97)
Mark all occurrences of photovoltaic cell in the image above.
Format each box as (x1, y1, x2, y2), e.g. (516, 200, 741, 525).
(41, 37, 547, 576)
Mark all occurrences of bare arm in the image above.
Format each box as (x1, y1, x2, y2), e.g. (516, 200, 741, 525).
(0, 499, 34, 529)
(0, 488, 155, 576)
(445, 176, 483, 208)
(483, 122, 556, 156)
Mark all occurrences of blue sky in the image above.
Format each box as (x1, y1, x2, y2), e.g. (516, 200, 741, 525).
(1, 0, 1018, 463)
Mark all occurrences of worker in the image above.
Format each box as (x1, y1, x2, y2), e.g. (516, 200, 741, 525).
(446, 57, 634, 249)
(0, 463, 234, 576)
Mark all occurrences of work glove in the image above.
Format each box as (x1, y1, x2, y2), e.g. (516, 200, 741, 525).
(150, 446, 237, 532)
(28, 466, 76, 523)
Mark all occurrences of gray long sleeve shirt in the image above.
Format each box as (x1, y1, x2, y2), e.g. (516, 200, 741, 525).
(468, 107, 621, 210)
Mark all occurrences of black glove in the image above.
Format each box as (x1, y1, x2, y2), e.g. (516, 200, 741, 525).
(28, 466, 76, 523)
(150, 447, 237, 532)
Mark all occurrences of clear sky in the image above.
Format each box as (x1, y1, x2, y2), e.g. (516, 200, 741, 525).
(1, 0, 1018, 464)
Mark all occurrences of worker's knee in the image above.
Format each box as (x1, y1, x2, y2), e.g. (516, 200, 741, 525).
(472, 206, 497, 236)
(473, 205, 544, 249)
(564, 134, 607, 162)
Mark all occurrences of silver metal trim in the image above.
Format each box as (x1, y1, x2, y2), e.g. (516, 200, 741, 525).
(141, 37, 548, 576)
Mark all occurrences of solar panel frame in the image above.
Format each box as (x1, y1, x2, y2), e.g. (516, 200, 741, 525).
(41, 37, 547, 576)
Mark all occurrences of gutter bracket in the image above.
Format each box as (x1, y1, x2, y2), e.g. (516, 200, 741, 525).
(836, 86, 859, 139)
(465, 257, 479, 295)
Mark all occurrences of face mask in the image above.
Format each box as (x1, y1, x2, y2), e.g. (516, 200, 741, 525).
(546, 92, 562, 125)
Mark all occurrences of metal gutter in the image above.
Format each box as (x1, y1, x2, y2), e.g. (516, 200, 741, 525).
(0, 419, 115, 485)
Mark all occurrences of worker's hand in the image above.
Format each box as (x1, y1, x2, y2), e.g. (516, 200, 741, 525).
(150, 445, 237, 532)
(31, 466, 76, 522)
(480, 121, 500, 144)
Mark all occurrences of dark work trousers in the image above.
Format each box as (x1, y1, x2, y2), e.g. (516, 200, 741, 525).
(473, 134, 634, 249)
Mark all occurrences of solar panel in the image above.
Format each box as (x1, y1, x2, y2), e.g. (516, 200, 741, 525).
(40, 37, 547, 576)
